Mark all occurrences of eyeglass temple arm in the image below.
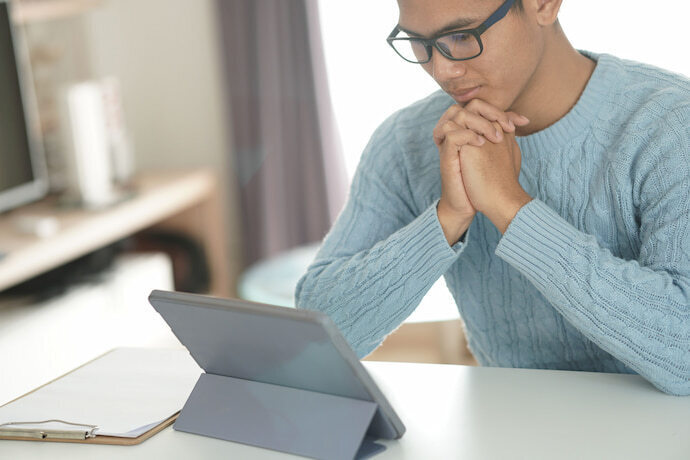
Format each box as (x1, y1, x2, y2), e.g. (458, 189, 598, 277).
(387, 25, 400, 39)
(387, 25, 434, 48)
(478, 0, 515, 34)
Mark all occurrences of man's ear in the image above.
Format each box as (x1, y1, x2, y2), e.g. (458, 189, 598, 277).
(524, 0, 562, 26)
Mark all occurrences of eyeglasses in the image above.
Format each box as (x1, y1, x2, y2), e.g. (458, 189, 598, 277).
(387, 0, 515, 64)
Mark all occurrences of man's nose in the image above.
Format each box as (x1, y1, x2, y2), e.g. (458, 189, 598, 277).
(430, 46, 467, 80)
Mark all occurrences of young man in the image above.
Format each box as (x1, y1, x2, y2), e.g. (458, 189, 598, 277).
(296, 0, 690, 395)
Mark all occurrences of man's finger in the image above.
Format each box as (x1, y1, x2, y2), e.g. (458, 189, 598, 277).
(448, 110, 504, 143)
(435, 104, 462, 134)
(438, 122, 487, 152)
(435, 120, 488, 147)
(506, 111, 530, 126)
(464, 99, 529, 133)
(434, 100, 529, 146)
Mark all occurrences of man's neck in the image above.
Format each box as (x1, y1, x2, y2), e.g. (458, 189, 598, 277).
(512, 27, 596, 137)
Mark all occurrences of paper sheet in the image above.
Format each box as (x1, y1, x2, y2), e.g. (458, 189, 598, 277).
(0, 348, 201, 438)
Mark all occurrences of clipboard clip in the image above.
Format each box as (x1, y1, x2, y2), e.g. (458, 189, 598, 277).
(0, 419, 99, 440)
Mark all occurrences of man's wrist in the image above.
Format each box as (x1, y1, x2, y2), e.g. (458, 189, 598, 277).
(490, 191, 532, 234)
(436, 201, 473, 246)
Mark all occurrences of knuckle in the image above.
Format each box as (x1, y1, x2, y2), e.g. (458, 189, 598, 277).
(438, 122, 451, 134)
(442, 106, 459, 121)
(443, 120, 460, 131)
(452, 110, 466, 123)
(445, 131, 461, 142)
(446, 131, 469, 145)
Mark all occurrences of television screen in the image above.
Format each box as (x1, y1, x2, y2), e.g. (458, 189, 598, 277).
(0, 0, 46, 214)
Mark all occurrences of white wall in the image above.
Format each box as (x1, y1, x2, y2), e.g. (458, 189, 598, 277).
(83, 0, 230, 173)
(82, 0, 244, 277)
(319, 1, 438, 179)
(559, 0, 690, 75)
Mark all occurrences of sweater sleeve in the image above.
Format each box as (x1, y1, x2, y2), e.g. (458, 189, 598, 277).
(495, 113, 690, 396)
(295, 116, 467, 358)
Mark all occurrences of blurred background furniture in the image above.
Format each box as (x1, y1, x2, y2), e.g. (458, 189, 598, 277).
(0, 169, 229, 405)
(0, 169, 230, 295)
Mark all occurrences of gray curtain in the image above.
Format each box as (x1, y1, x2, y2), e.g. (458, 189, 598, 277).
(217, 0, 347, 266)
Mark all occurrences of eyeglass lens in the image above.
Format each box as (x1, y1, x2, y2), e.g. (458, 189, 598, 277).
(395, 32, 481, 63)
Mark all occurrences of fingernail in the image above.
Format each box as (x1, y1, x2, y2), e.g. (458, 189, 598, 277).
(509, 121, 515, 130)
(496, 129, 502, 140)
(478, 136, 485, 145)
(520, 115, 530, 122)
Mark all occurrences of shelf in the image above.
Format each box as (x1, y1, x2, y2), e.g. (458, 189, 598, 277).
(12, 0, 102, 24)
(0, 169, 226, 293)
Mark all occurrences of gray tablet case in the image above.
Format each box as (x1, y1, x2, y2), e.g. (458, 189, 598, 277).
(148, 290, 405, 460)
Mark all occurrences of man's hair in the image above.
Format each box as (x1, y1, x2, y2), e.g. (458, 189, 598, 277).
(512, 0, 524, 13)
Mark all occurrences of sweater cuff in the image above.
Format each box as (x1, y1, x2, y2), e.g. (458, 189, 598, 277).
(427, 199, 469, 256)
(495, 199, 580, 286)
(388, 199, 467, 274)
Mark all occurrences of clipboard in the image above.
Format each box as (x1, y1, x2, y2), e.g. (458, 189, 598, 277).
(0, 414, 177, 445)
(0, 348, 201, 445)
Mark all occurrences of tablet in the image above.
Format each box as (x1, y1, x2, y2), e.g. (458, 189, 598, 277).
(148, 289, 405, 440)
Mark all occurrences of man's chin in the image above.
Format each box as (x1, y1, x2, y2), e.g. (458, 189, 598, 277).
(442, 86, 512, 112)
(447, 86, 482, 105)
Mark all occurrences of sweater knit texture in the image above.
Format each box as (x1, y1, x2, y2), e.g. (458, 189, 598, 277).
(295, 51, 690, 395)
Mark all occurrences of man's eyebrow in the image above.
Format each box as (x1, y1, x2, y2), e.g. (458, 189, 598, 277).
(398, 17, 480, 38)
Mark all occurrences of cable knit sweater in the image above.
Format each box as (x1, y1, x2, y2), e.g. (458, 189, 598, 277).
(295, 51, 690, 395)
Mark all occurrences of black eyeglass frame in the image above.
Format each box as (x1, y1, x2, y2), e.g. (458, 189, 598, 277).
(387, 0, 516, 64)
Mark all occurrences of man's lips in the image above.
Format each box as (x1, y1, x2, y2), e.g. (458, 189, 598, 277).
(450, 86, 481, 103)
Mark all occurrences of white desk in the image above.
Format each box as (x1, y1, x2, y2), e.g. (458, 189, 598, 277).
(2, 362, 689, 459)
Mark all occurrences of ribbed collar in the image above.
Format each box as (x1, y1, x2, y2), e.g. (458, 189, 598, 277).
(518, 50, 620, 153)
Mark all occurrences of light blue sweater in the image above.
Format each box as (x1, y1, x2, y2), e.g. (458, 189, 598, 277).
(295, 51, 690, 396)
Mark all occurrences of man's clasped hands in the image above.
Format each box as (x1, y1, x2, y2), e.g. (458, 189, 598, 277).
(434, 99, 533, 243)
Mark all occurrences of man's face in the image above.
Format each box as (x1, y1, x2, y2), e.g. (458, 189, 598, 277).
(397, 0, 542, 112)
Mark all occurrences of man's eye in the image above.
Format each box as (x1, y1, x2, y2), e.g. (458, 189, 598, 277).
(450, 33, 472, 43)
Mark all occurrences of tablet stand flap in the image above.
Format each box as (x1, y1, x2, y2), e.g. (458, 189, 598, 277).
(174, 373, 378, 460)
